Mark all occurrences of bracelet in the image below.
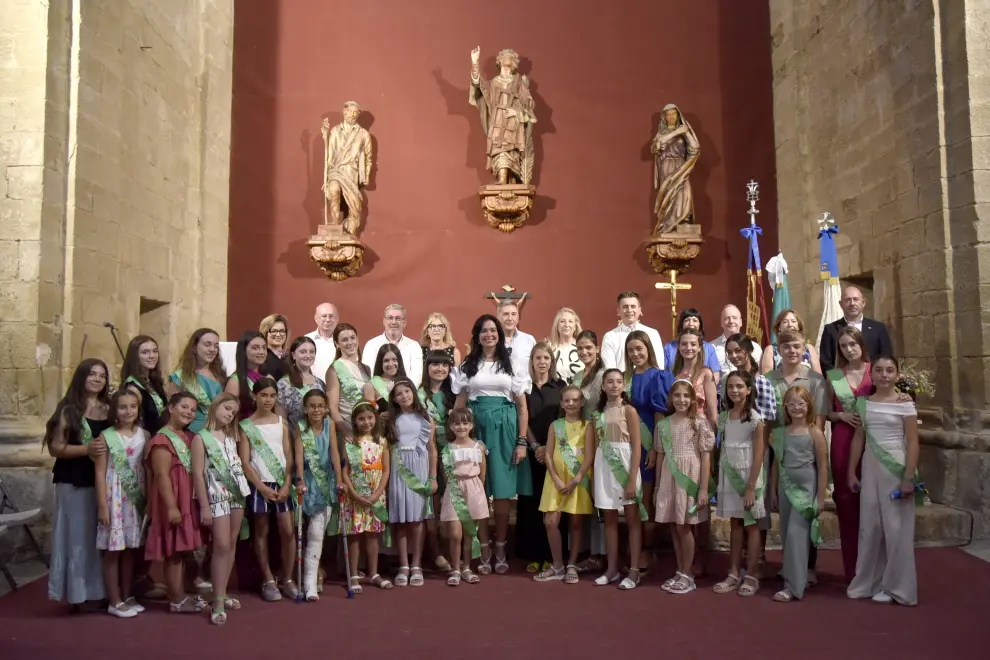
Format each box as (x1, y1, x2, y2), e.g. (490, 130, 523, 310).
(516, 437, 529, 447)
(528, 440, 541, 451)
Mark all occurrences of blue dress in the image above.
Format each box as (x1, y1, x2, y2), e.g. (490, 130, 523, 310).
(663, 340, 721, 376)
(630, 368, 675, 482)
(302, 417, 338, 516)
(388, 413, 433, 523)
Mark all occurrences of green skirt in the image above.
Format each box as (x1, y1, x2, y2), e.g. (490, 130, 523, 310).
(470, 396, 532, 499)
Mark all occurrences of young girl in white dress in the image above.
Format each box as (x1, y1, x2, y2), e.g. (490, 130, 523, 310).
(847, 356, 921, 606)
(713, 371, 765, 597)
(191, 393, 251, 624)
(591, 369, 644, 590)
(95, 388, 148, 618)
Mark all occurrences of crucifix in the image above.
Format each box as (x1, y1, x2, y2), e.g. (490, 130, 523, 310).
(485, 284, 530, 311)
(655, 270, 691, 339)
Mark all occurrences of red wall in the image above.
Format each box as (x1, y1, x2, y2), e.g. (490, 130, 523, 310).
(228, 0, 778, 346)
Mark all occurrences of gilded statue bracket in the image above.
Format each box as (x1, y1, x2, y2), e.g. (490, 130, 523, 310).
(478, 184, 536, 233)
(307, 224, 365, 281)
(645, 224, 704, 276)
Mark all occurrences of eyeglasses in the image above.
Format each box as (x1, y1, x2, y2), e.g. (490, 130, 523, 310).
(428, 323, 446, 330)
(269, 329, 287, 335)
(385, 316, 405, 322)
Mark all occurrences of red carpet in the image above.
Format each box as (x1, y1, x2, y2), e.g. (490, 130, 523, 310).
(1, 548, 987, 660)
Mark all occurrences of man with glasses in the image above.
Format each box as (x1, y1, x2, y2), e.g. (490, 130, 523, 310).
(361, 303, 424, 387)
(306, 302, 339, 381)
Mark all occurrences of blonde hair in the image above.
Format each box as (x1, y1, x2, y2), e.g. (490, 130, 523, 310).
(529, 342, 559, 382)
(259, 314, 290, 346)
(549, 308, 582, 350)
(203, 392, 241, 438)
(420, 312, 456, 348)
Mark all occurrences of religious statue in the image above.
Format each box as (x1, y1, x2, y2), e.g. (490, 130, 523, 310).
(469, 46, 538, 233)
(307, 101, 372, 281)
(645, 103, 703, 276)
(651, 103, 700, 234)
(321, 101, 373, 235)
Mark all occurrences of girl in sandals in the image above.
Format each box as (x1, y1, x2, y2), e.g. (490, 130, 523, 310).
(440, 408, 489, 586)
(341, 402, 392, 592)
(768, 386, 828, 602)
(655, 379, 715, 595)
(385, 379, 438, 588)
(144, 392, 205, 614)
(713, 371, 766, 597)
(591, 369, 645, 590)
(534, 385, 594, 584)
(191, 393, 251, 624)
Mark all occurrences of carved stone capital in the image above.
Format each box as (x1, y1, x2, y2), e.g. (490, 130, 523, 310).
(308, 226, 366, 281)
(646, 225, 704, 275)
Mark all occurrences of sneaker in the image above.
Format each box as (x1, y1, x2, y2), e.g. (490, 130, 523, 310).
(107, 602, 138, 619)
(123, 597, 145, 613)
(871, 591, 893, 604)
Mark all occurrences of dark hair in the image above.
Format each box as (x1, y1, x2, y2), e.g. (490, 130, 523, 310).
(332, 323, 371, 377)
(724, 370, 756, 423)
(285, 335, 318, 388)
(870, 355, 905, 396)
(252, 376, 278, 395)
(623, 329, 660, 381)
(161, 391, 198, 430)
(44, 358, 112, 447)
(235, 330, 266, 414)
(462, 314, 513, 378)
(350, 400, 379, 436)
(446, 407, 477, 439)
(174, 328, 226, 389)
(384, 378, 430, 444)
(108, 387, 142, 428)
(836, 326, 869, 369)
(725, 333, 759, 373)
(120, 335, 167, 404)
(596, 368, 631, 412)
(616, 291, 640, 304)
(373, 343, 408, 380)
(575, 330, 604, 388)
(424, 350, 456, 411)
(302, 388, 330, 407)
(677, 307, 705, 336)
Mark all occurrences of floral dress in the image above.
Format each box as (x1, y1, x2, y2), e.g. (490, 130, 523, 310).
(96, 428, 148, 551)
(340, 436, 387, 534)
(205, 432, 251, 517)
(276, 376, 326, 427)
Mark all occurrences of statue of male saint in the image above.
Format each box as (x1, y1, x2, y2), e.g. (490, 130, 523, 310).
(469, 46, 537, 186)
(321, 101, 373, 235)
(651, 103, 700, 234)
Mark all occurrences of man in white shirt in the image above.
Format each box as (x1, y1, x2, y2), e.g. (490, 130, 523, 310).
(498, 300, 536, 376)
(306, 302, 339, 382)
(361, 303, 424, 387)
(601, 291, 665, 371)
(711, 303, 763, 373)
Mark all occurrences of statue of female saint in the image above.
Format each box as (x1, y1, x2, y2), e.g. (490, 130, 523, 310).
(469, 46, 537, 186)
(651, 104, 700, 234)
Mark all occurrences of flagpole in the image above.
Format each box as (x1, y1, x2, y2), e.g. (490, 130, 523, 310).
(741, 181, 772, 347)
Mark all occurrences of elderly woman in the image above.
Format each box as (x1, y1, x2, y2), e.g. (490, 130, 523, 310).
(548, 307, 583, 382)
(259, 314, 290, 382)
(420, 312, 463, 365)
(760, 310, 823, 375)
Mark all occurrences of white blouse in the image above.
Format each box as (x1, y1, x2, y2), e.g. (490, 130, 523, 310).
(864, 400, 917, 460)
(452, 360, 530, 402)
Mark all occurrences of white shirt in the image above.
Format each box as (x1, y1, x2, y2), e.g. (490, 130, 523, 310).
(711, 333, 764, 373)
(504, 329, 536, 376)
(361, 333, 423, 388)
(601, 323, 665, 371)
(846, 316, 864, 332)
(305, 330, 337, 382)
(452, 361, 531, 401)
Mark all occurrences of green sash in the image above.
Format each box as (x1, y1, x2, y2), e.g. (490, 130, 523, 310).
(657, 417, 705, 517)
(717, 416, 763, 526)
(593, 411, 647, 520)
(855, 399, 925, 506)
(441, 444, 481, 558)
(171, 369, 213, 413)
(391, 444, 434, 519)
(333, 360, 365, 407)
(343, 440, 389, 524)
(826, 369, 858, 414)
(570, 369, 585, 386)
(370, 376, 389, 401)
(769, 376, 787, 426)
(80, 418, 93, 445)
(200, 430, 250, 539)
(552, 419, 591, 495)
(124, 376, 165, 414)
(239, 419, 288, 490)
(298, 421, 332, 505)
(418, 388, 448, 446)
(103, 428, 146, 516)
(771, 428, 822, 545)
(161, 428, 192, 473)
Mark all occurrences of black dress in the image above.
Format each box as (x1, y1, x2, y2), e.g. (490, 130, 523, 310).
(515, 378, 566, 564)
(123, 377, 167, 434)
(261, 348, 286, 383)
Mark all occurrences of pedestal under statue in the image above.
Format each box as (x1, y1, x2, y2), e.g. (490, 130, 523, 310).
(469, 46, 537, 233)
(308, 101, 373, 280)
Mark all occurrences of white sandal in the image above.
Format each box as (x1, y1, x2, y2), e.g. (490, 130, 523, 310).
(594, 572, 621, 586)
(478, 543, 493, 576)
(618, 568, 641, 590)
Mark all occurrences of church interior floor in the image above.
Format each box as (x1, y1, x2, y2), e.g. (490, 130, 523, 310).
(1, 547, 986, 659)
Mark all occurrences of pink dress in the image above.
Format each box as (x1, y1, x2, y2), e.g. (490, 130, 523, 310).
(655, 416, 715, 525)
(144, 431, 202, 561)
(440, 442, 489, 522)
(676, 367, 712, 414)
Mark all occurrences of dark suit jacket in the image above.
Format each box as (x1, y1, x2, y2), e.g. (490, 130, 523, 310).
(819, 317, 894, 372)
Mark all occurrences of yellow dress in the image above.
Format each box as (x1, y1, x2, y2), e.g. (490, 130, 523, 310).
(539, 420, 594, 514)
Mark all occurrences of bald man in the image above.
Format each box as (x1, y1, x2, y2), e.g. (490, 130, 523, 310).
(711, 304, 763, 373)
(306, 302, 339, 381)
(819, 286, 893, 371)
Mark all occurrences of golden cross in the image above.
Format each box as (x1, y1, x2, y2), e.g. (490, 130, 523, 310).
(654, 271, 692, 339)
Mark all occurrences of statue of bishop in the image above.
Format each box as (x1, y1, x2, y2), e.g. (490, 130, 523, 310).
(321, 101, 373, 236)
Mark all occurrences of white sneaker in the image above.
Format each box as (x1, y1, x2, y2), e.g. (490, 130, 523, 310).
(107, 603, 138, 619)
(123, 597, 145, 613)
(871, 591, 893, 603)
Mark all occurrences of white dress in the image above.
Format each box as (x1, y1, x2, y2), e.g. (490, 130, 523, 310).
(593, 404, 641, 510)
(848, 400, 918, 605)
(716, 414, 766, 519)
(250, 418, 287, 483)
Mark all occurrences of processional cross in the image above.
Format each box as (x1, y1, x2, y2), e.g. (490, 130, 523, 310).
(655, 271, 691, 340)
